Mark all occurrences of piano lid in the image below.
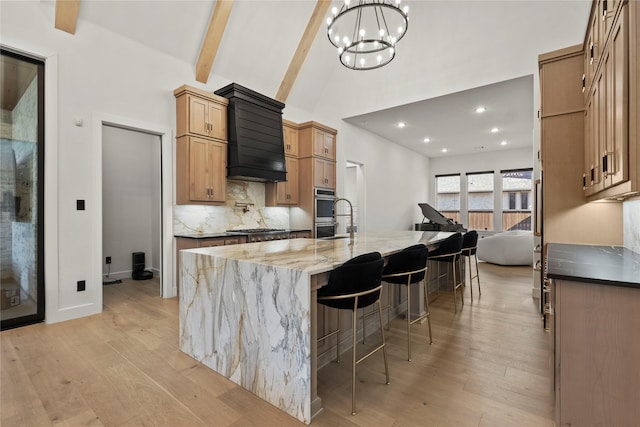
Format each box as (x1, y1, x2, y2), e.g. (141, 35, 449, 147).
(418, 203, 455, 225)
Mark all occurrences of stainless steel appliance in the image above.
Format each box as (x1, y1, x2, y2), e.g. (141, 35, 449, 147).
(314, 188, 336, 238)
(315, 223, 337, 239)
(226, 228, 289, 242)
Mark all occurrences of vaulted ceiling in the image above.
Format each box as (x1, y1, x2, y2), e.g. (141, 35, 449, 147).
(47, 0, 591, 157)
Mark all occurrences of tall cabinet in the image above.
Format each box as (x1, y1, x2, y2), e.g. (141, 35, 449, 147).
(174, 85, 229, 205)
(583, 0, 640, 200)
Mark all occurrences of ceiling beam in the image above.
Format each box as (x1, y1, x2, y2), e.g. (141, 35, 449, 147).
(275, 0, 331, 103)
(196, 0, 235, 84)
(55, 0, 81, 34)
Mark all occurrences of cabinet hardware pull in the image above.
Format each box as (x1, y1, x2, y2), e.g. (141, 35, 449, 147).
(602, 0, 607, 20)
(582, 173, 587, 189)
(590, 167, 595, 183)
(590, 42, 594, 63)
(602, 153, 608, 176)
(581, 74, 586, 93)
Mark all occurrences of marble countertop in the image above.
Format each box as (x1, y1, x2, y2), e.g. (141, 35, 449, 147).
(175, 229, 312, 239)
(546, 243, 640, 289)
(184, 230, 456, 275)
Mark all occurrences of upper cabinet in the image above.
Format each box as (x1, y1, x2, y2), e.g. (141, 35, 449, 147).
(175, 85, 227, 141)
(283, 119, 299, 157)
(298, 122, 336, 161)
(174, 85, 229, 205)
(581, 0, 637, 200)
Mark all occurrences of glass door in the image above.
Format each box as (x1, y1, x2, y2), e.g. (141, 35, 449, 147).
(0, 49, 45, 329)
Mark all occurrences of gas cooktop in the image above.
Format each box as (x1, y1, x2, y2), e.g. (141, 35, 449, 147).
(226, 228, 286, 233)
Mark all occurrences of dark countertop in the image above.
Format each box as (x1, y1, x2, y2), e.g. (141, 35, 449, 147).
(546, 243, 640, 289)
(174, 229, 312, 239)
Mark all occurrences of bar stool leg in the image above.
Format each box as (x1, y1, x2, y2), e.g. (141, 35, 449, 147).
(351, 298, 358, 415)
(475, 253, 481, 296)
(377, 298, 390, 385)
(467, 255, 473, 302)
(422, 277, 433, 345)
(406, 277, 412, 361)
(336, 310, 341, 363)
(452, 259, 458, 314)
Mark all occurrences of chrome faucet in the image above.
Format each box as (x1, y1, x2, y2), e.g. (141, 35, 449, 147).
(333, 198, 354, 244)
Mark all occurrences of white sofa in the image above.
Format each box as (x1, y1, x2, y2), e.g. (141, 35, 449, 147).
(476, 230, 533, 266)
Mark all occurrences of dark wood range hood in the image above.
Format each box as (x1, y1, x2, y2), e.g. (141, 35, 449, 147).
(214, 83, 286, 182)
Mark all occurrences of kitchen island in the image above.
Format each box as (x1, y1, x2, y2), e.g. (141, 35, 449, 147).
(179, 230, 455, 424)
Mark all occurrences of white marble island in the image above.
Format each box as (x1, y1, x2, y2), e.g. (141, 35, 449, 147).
(179, 230, 455, 424)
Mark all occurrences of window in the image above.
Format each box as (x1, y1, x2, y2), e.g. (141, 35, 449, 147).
(501, 169, 533, 231)
(435, 174, 460, 224)
(467, 172, 494, 230)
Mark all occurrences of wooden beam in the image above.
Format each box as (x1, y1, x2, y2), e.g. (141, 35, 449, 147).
(196, 0, 235, 84)
(275, 0, 331, 103)
(55, 0, 81, 34)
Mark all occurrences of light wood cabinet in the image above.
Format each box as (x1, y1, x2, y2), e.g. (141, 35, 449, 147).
(298, 122, 336, 160)
(266, 156, 299, 206)
(553, 278, 640, 426)
(283, 120, 299, 157)
(175, 85, 227, 141)
(175, 85, 229, 205)
(312, 157, 336, 189)
(581, 1, 639, 200)
(176, 136, 226, 204)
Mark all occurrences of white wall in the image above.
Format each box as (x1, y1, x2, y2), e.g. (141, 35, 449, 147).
(102, 126, 160, 279)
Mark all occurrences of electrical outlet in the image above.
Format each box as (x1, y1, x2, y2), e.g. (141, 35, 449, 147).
(106, 256, 111, 264)
(76, 200, 85, 210)
(77, 280, 86, 292)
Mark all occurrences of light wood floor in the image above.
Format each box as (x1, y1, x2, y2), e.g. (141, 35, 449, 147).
(1, 264, 553, 426)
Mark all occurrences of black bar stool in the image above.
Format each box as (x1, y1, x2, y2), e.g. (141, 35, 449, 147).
(382, 244, 432, 361)
(461, 230, 481, 301)
(427, 233, 464, 313)
(317, 252, 390, 415)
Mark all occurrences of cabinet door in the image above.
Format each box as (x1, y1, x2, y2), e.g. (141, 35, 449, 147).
(188, 96, 210, 138)
(283, 124, 299, 156)
(313, 157, 326, 188)
(207, 102, 226, 140)
(607, 6, 629, 187)
(286, 157, 299, 204)
(591, 69, 605, 193)
(313, 128, 326, 157)
(189, 137, 211, 202)
(584, 103, 592, 195)
(199, 239, 225, 248)
(208, 140, 227, 202)
(323, 160, 336, 189)
(323, 132, 336, 160)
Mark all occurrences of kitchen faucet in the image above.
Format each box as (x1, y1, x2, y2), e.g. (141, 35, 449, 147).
(333, 198, 354, 244)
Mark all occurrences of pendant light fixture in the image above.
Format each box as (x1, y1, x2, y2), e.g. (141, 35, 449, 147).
(326, 0, 409, 70)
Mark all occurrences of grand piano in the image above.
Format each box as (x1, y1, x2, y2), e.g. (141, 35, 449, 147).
(414, 203, 467, 232)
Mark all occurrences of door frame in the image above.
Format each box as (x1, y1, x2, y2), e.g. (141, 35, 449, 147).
(92, 113, 174, 301)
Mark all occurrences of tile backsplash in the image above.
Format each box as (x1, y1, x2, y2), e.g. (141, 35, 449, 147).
(623, 198, 640, 254)
(173, 180, 289, 235)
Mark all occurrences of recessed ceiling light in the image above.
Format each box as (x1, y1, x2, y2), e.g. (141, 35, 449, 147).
(475, 106, 486, 114)
(423, 137, 430, 143)
(441, 148, 448, 153)
(490, 127, 500, 133)
(397, 121, 406, 128)
(500, 140, 508, 146)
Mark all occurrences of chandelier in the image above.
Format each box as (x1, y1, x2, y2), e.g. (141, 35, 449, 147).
(326, 0, 409, 70)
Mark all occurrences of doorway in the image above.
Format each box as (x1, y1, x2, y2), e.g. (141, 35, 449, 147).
(102, 125, 161, 290)
(0, 49, 45, 330)
(344, 161, 365, 233)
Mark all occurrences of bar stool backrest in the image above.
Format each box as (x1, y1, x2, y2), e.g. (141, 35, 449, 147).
(318, 252, 384, 310)
(382, 244, 428, 285)
(462, 231, 479, 255)
(428, 233, 463, 262)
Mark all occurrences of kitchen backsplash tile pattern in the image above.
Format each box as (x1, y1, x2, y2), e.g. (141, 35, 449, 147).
(173, 180, 289, 235)
(623, 198, 640, 254)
